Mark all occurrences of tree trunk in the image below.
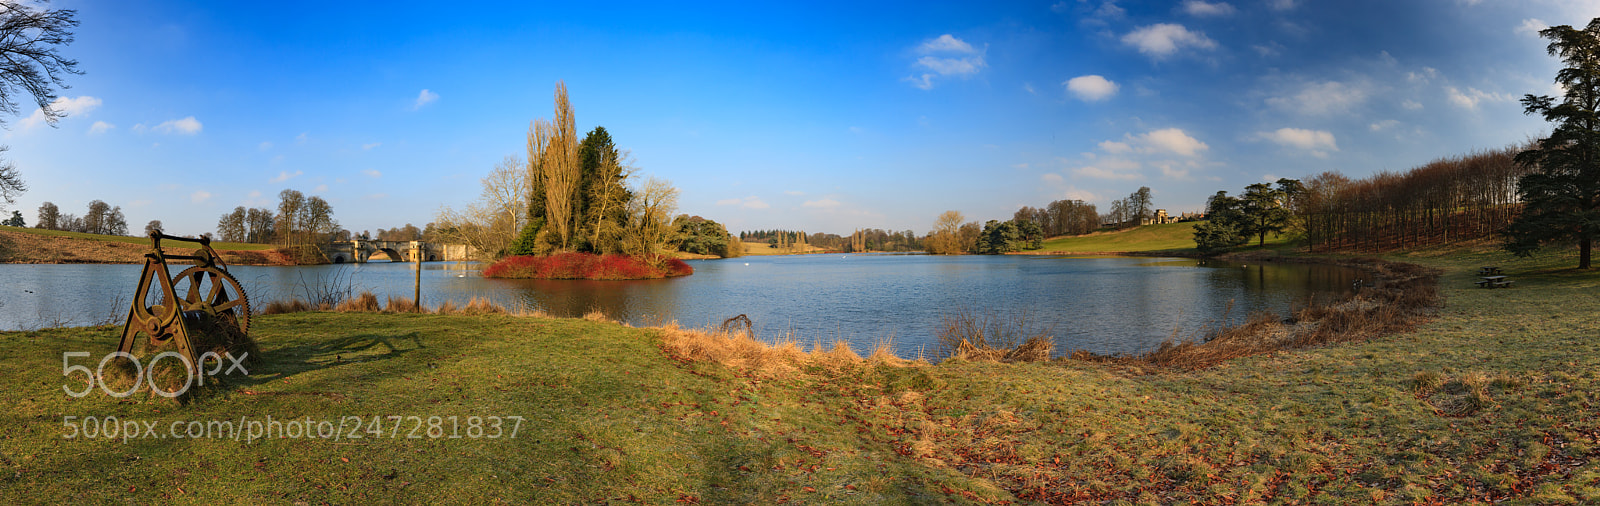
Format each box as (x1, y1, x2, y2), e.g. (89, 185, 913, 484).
(1582, 234, 1593, 269)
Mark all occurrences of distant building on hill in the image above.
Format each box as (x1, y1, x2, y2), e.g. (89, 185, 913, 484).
(1141, 209, 1180, 226)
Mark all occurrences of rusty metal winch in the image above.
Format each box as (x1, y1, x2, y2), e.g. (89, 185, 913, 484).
(117, 232, 251, 369)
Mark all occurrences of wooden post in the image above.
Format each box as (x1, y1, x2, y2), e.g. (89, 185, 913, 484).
(413, 243, 422, 311)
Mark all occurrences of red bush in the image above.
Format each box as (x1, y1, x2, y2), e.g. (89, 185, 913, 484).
(483, 253, 693, 280)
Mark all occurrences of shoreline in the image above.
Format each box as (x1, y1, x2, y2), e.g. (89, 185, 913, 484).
(6, 247, 1590, 502)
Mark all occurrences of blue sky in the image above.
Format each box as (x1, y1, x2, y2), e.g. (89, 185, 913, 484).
(3, 0, 1596, 237)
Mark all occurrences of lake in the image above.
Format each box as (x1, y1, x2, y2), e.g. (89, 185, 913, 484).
(0, 254, 1363, 357)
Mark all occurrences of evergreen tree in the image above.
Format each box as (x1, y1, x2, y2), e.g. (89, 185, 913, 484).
(1507, 19, 1600, 269)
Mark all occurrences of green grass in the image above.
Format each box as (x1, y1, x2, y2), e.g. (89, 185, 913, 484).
(3, 246, 1597, 503)
(0, 313, 962, 503)
(0, 225, 276, 251)
(1035, 222, 1202, 253)
(1034, 221, 1297, 254)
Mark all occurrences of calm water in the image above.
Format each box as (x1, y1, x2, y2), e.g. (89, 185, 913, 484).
(0, 255, 1363, 357)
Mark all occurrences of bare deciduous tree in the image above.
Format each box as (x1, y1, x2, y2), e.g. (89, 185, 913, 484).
(623, 176, 678, 258)
(0, 3, 81, 212)
(434, 156, 528, 260)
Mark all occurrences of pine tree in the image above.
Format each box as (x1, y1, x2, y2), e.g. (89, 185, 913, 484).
(1508, 19, 1600, 269)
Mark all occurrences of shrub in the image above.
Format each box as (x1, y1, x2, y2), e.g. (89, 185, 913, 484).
(483, 252, 693, 280)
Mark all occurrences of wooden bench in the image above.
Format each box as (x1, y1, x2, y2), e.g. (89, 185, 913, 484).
(1475, 275, 1513, 288)
(1478, 266, 1503, 276)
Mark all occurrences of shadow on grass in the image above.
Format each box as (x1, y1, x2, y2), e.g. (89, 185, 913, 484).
(228, 331, 426, 389)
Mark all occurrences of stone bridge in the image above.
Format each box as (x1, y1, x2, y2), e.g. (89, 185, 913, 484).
(322, 240, 476, 264)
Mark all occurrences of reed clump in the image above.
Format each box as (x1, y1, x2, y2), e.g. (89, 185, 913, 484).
(461, 297, 508, 316)
(262, 293, 516, 317)
(654, 316, 923, 377)
(936, 308, 1055, 363)
(384, 296, 421, 313)
(334, 292, 382, 313)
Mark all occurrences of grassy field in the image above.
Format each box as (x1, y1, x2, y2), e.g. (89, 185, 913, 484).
(2, 246, 1597, 503)
(1032, 222, 1294, 254)
(737, 241, 830, 256)
(0, 225, 276, 251)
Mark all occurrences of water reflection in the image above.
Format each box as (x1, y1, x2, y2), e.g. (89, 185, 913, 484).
(0, 255, 1362, 357)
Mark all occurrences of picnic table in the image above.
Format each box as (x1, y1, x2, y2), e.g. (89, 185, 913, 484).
(1478, 266, 1503, 276)
(1476, 275, 1513, 288)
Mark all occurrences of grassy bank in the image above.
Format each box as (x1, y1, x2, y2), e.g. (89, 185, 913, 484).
(0, 226, 287, 265)
(1028, 222, 1294, 255)
(2, 247, 1596, 503)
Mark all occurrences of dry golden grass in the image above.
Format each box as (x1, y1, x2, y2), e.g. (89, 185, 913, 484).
(460, 297, 508, 316)
(384, 296, 421, 313)
(259, 299, 312, 315)
(582, 308, 610, 322)
(655, 322, 924, 378)
(434, 299, 460, 315)
(263, 294, 524, 318)
(334, 292, 382, 313)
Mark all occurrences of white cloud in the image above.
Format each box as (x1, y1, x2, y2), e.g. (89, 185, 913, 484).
(802, 198, 841, 209)
(413, 89, 439, 109)
(1252, 41, 1286, 57)
(1369, 119, 1399, 131)
(258, 141, 273, 151)
(1098, 140, 1133, 154)
(1517, 18, 1547, 35)
(1136, 128, 1208, 157)
(1406, 67, 1438, 84)
(916, 55, 984, 76)
(716, 196, 770, 210)
(1076, 165, 1143, 180)
(1041, 173, 1064, 183)
(21, 95, 102, 129)
(315, 184, 329, 193)
(905, 74, 935, 90)
(1402, 99, 1423, 110)
(1023, 82, 1037, 95)
(1158, 163, 1193, 181)
(1121, 24, 1217, 58)
(191, 190, 212, 204)
(1269, 0, 1297, 10)
(1260, 127, 1338, 157)
(88, 121, 114, 134)
(919, 34, 974, 53)
(1266, 81, 1368, 115)
(296, 132, 309, 144)
(271, 170, 303, 183)
(363, 169, 381, 178)
(1446, 86, 1512, 110)
(905, 34, 986, 90)
(1065, 75, 1119, 101)
(1095, 1, 1126, 18)
(149, 116, 203, 135)
(1183, 0, 1236, 17)
(362, 142, 381, 150)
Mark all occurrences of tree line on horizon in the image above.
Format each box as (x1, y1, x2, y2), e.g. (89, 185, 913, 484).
(1191, 19, 1600, 269)
(29, 200, 128, 236)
